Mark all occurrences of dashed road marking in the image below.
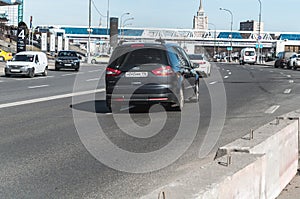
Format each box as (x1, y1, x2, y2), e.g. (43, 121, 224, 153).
(0, 88, 106, 109)
(287, 75, 291, 78)
(86, 78, 99, 82)
(289, 80, 294, 84)
(284, 89, 292, 94)
(265, 105, 280, 114)
(224, 76, 229, 79)
(88, 69, 103, 73)
(209, 81, 218, 85)
(228, 72, 232, 75)
(28, 84, 49, 89)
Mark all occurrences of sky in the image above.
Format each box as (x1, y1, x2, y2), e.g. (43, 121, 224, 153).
(22, 0, 300, 32)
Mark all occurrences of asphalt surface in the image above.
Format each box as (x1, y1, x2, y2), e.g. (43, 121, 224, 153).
(1, 61, 300, 198)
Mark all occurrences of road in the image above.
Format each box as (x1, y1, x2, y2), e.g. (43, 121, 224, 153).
(0, 62, 300, 198)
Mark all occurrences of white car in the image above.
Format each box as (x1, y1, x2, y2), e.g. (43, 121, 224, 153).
(91, 54, 110, 64)
(5, 51, 48, 78)
(188, 54, 211, 77)
(287, 53, 300, 70)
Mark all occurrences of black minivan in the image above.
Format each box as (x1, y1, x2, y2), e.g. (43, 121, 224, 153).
(105, 42, 200, 111)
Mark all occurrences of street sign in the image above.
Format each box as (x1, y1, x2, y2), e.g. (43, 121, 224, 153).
(258, 35, 262, 40)
(17, 22, 28, 53)
(227, 47, 233, 51)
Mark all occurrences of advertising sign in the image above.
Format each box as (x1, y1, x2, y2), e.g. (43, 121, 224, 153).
(41, 33, 47, 51)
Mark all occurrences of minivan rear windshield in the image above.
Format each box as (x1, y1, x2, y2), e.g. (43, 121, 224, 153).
(245, 51, 255, 56)
(109, 48, 168, 69)
(13, 55, 35, 62)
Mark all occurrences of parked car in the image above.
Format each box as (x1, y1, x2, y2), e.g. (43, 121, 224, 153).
(55, 50, 81, 71)
(4, 51, 48, 78)
(188, 54, 211, 77)
(287, 53, 300, 70)
(239, 48, 256, 65)
(105, 42, 200, 111)
(274, 51, 295, 68)
(91, 54, 110, 64)
(0, 48, 13, 61)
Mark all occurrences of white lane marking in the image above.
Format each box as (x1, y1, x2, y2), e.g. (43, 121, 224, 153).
(270, 70, 274, 73)
(280, 72, 285, 75)
(284, 89, 292, 94)
(61, 72, 84, 77)
(228, 72, 232, 75)
(88, 69, 102, 73)
(15, 76, 54, 81)
(224, 76, 229, 79)
(86, 78, 99, 82)
(265, 105, 280, 114)
(61, 73, 76, 77)
(289, 80, 294, 84)
(287, 75, 291, 78)
(0, 80, 3, 83)
(28, 84, 49, 89)
(209, 81, 218, 85)
(0, 88, 105, 109)
(226, 70, 230, 72)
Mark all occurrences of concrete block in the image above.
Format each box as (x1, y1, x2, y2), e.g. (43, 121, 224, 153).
(142, 153, 266, 199)
(215, 119, 299, 199)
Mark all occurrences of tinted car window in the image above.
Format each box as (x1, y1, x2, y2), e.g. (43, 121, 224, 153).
(245, 51, 255, 56)
(110, 48, 168, 70)
(189, 54, 204, 60)
(58, 51, 77, 57)
(13, 55, 34, 62)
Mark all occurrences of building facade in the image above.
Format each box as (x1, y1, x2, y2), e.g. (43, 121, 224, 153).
(193, 0, 208, 30)
(0, 5, 18, 26)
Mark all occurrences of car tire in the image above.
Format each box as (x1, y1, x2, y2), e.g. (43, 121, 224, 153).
(91, 59, 96, 64)
(5, 73, 10, 77)
(0, 56, 4, 62)
(191, 81, 199, 102)
(28, 68, 35, 78)
(174, 87, 184, 111)
(42, 66, 48, 76)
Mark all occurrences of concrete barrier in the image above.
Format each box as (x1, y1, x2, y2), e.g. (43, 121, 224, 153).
(215, 119, 298, 199)
(143, 116, 299, 199)
(142, 153, 266, 199)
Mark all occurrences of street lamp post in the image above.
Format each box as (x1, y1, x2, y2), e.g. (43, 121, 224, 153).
(257, 0, 262, 63)
(220, 8, 233, 62)
(120, 12, 130, 39)
(87, 0, 92, 64)
(122, 17, 134, 38)
(106, 0, 110, 36)
(209, 23, 217, 57)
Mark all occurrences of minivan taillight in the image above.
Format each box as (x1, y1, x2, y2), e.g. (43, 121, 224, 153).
(106, 68, 121, 77)
(152, 66, 174, 76)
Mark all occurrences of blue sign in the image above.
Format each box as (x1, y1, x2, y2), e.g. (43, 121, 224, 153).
(255, 44, 263, 49)
(258, 35, 262, 40)
(227, 47, 233, 51)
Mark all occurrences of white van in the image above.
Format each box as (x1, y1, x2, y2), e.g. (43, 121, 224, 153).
(239, 48, 257, 65)
(5, 51, 48, 78)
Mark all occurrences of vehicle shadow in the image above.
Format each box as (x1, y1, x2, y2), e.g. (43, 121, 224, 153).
(70, 100, 174, 114)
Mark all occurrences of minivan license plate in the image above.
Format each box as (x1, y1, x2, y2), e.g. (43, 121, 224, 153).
(125, 72, 148, 77)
